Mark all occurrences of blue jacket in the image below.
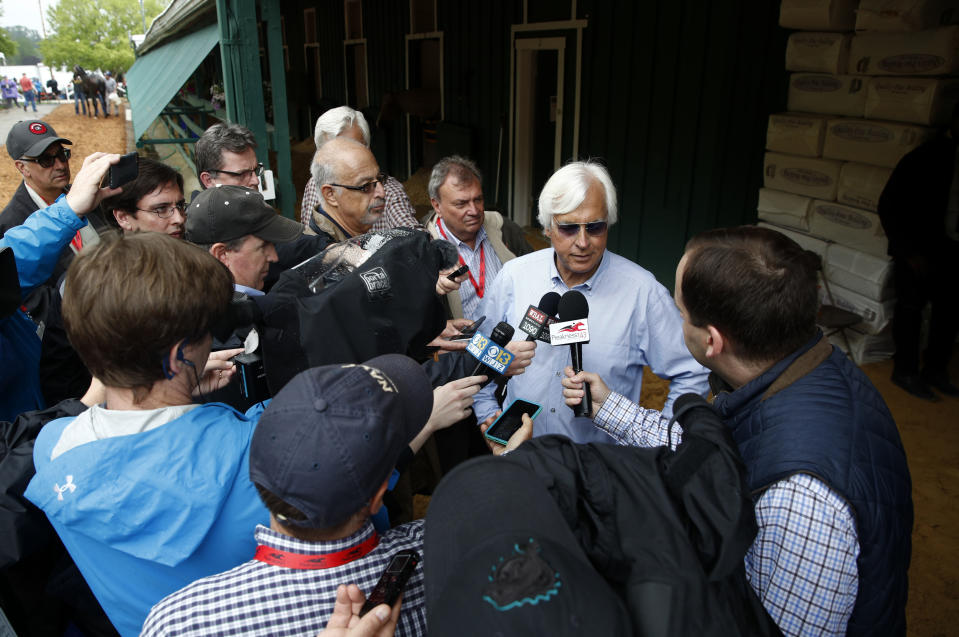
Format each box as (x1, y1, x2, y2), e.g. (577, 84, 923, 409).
(25, 402, 270, 636)
(0, 197, 85, 421)
(714, 334, 913, 636)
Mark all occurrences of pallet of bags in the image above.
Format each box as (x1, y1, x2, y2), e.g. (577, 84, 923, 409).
(824, 241, 895, 301)
(767, 112, 831, 156)
(780, 0, 859, 31)
(850, 25, 959, 75)
(819, 281, 896, 333)
(865, 77, 959, 126)
(855, 0, 959, 32)
(786, 32, 852, 74)
(788, 73, 867, 117)
(764, 152, 843, 199)
(822, 118, 933, 167)
(757, 221, 829, 257)
(827, 326, 895, 365)
(808, 199, 889, 257)
(837, 162, 892, 211)
(757, 188, 814, 231)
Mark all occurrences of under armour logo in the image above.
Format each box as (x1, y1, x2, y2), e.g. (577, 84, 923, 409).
(54, 475, 76, 501)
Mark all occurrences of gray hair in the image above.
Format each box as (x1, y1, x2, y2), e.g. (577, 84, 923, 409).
(310, 137, 368, 192)
(428, 156, 482, 201)
(314, 106, 371, 148)
(537, 160, 618, 229)
(195, 123, 257, 176)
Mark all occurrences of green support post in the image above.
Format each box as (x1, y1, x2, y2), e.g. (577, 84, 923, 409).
(262, 0, 295, 218)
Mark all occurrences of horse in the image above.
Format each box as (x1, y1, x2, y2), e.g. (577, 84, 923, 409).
(73, 65, 108, 118)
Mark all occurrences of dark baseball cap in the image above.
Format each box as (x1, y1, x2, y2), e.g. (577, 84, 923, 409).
(249, 354, 433, 529)
(425, 456, 632, 636)
(6, 120, 72, 160)
(185, 185, 303, 245)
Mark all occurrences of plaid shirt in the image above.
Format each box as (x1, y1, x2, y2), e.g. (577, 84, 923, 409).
(595, 392, 859, 637)
(141, 521, 426, 637)
(300, 175, 423, 232)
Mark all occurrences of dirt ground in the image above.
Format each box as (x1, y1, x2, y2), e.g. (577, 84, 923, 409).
(4, 106, 956, 635)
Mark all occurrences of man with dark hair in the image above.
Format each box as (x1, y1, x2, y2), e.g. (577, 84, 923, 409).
(142, 355, 439, 636)
(195, 123, 262, 190)
(101, 157, 187, 238)
(424, 155, 531, 320)
(878, 104, 959, 400)
(24, 232, 266, 636)
(562, 225, 913, 637)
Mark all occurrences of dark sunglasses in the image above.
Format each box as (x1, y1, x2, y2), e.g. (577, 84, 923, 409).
(553, 220, 608, 237)
(21, 147, 71, 168)
(330, 172, 388, 195)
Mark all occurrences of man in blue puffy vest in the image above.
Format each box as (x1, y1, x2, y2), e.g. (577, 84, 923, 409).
(562, 225, 912, 637)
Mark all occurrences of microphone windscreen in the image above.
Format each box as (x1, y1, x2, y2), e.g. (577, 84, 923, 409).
(557, 290, 589, 321)
(489, 321, 515, 346)
(538, 291, 561, 317)
(432, 239, 460, 269)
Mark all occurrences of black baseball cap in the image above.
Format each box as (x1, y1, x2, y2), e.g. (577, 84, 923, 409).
(249, 354, 433, 529)
(185, 185, 303, 245)
(6, 120, 71, 160)
(425, 456, 632, 635)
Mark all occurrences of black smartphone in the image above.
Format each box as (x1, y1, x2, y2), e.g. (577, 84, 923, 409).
(449, 315, 486, 341)
(484, 398, 542, 445)
(447, 263, 469, 281)
(108, 151, 138, 189)
(359, 549, 420, 617)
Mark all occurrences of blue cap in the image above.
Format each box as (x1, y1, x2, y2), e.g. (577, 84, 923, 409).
(250, 354, 433, 528)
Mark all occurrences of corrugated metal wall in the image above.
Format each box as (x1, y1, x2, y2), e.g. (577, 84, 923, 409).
(280, 0, 788, 284)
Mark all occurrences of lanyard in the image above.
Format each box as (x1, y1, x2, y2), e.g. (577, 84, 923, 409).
(253, 532, 379, 570)
(436, 219, 485, 298)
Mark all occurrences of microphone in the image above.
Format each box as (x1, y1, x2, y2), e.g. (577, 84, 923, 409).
(518, 291, 561, 342)
(556, 290, 591, 418)
(469, 321, 515, 381)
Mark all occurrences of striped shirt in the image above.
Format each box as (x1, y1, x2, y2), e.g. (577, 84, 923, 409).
(595, 392, 859, 637)
(436, 218, 503, 320)
(141, 521, 426, 637)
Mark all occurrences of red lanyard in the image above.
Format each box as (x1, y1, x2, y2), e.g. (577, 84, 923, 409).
(70, 231, 83, 252)
(436, 219, 485, 298)
(253, 532, 379, 570)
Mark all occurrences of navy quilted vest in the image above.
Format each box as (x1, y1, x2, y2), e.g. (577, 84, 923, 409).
(713, 335, 912, 636)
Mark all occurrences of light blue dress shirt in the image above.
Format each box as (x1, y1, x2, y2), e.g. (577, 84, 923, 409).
(474, 247, 710, 443)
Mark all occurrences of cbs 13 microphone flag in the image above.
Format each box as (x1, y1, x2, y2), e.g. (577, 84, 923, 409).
(466, 332, 515, 374)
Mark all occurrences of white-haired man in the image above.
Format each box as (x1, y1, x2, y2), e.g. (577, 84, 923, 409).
(300, 106, 421, 232)
(474, 161, 709, 443)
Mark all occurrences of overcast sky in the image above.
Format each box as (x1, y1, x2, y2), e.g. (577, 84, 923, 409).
(1, 0, 59, 36)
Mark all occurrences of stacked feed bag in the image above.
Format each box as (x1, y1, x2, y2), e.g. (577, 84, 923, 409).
(765, 1, 959, 362)
(828, 326, 896, 364)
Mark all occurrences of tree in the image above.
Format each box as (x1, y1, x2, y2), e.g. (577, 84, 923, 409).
(0, 8, 19, 62)
(39, 0, 165, 75)
(7, 26, 41, 65)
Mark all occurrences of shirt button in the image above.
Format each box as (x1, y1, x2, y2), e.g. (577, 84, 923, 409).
(550, 408, 556, 413)
(555, 372, 561, 377)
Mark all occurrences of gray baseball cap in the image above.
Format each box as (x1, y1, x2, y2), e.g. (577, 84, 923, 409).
(185, 184, 303, 245)
(6, 120, 72, 160)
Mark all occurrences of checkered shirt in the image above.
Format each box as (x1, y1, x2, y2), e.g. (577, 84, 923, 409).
(141, 521, 426, 637)
(300, 175, 423, 232)
(595, 392, 860, 637)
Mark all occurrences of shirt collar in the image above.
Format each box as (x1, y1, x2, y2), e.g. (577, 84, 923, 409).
(234, 283, 265, 297)
(547, 248, 610, 294)
(24, 180, 59, 208)
(253, 520, 376, 554)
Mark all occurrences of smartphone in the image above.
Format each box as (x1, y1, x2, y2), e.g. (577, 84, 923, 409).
(484, 398, 541, 445)
(359, 549, 420, 617)
(446, 263, 469, 281)
(449, 315, 486, 341)
(107, 151, 138, 189)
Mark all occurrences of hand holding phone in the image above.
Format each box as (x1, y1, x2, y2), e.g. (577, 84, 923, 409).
(447, 263, 469, 281)
(107, 151, 138, 189)
(359, 550, 420, 617)
(449, 315, 486, 341)
(484, 398, 541, 445)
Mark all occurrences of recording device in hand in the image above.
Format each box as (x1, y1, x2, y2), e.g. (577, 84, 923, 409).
(484, 398, 541, 445)
(450, 315, 486, 341)
(107, 151, 138, 189)
(469, 321, 515, 381)
(359, 549, 420, 617)
(446, 263, 469, 282)
(557, 290, 592, 418)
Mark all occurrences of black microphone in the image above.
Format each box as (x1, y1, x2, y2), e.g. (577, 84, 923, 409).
(469, 321, 515, 380)
(527, 291, 560, 341)
(497, 292, 560, 404)
(557, 290, 591, 418)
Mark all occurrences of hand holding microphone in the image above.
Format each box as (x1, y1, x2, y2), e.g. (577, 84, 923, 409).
(550, 290, 592, 417)
(466, 321, 515, 386)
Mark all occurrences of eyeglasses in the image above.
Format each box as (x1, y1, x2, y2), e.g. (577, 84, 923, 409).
(136, 201, 187, 219)
(210, 163, 264, 180)
(21, 148, 71, 168)
(329, 172, 388, 195)
(553, 220, 608, 237)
